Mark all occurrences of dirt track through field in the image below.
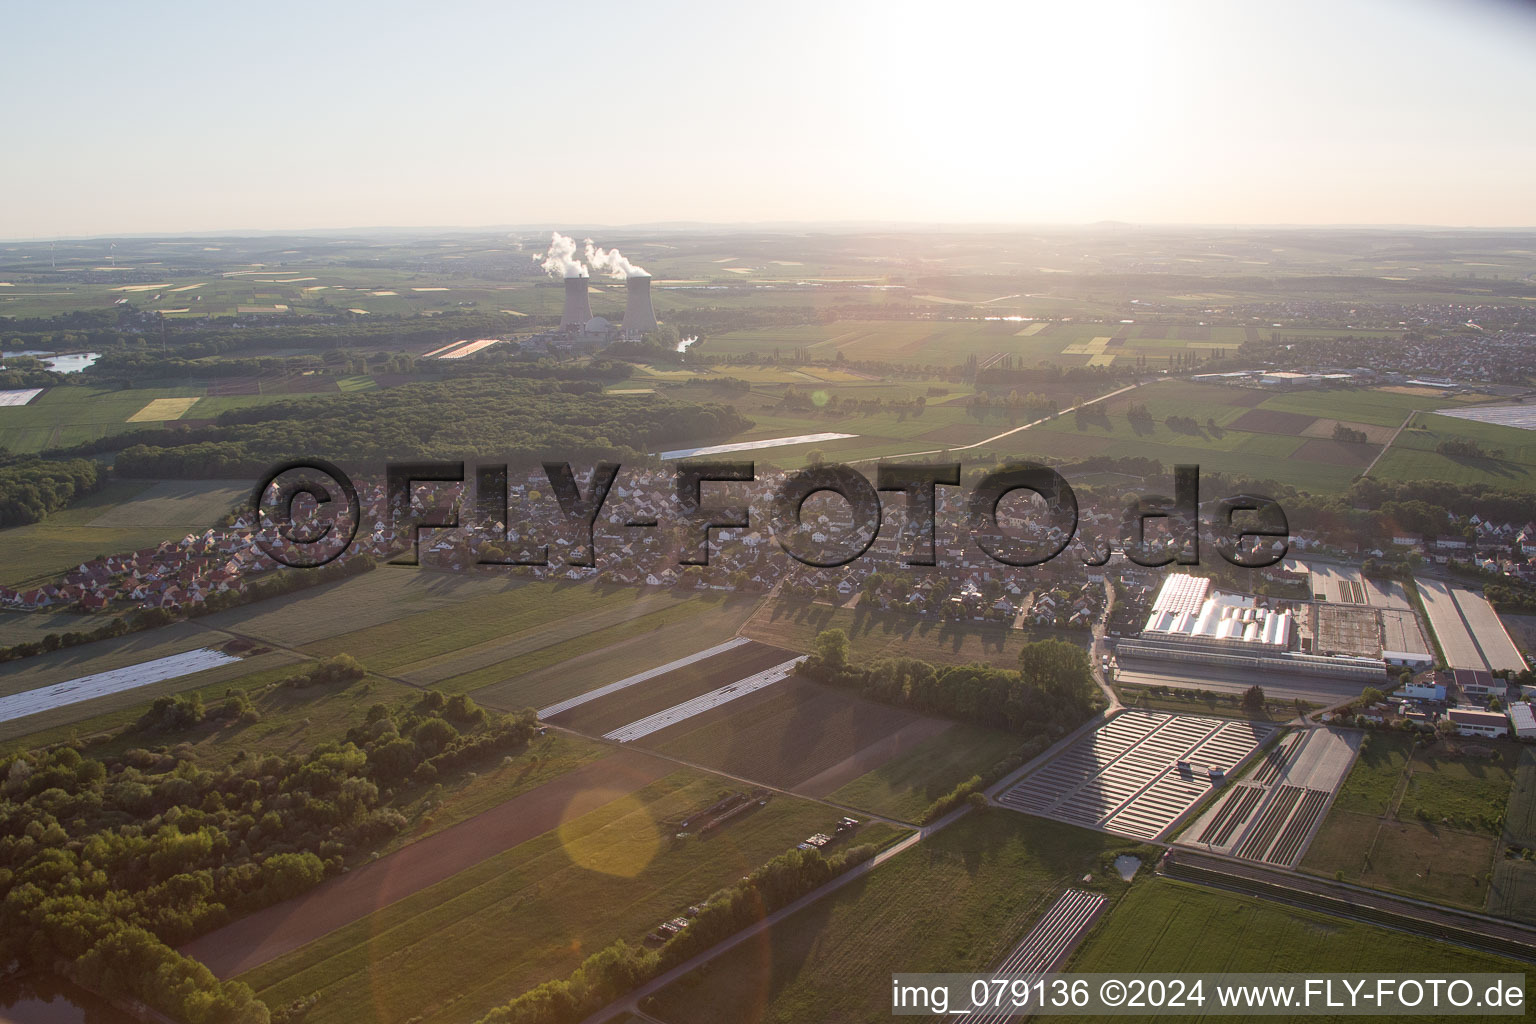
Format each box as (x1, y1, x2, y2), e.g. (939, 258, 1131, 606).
(183, 749, 672, 979)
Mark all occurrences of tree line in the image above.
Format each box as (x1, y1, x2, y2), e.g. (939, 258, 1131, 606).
(802, 630, 1101, 738)
(0, 458, 103, 528)
(81, 377, 752, 478)
(0, 675, 541, 1023)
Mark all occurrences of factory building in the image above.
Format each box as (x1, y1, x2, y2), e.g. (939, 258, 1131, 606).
(1140, 574, 1292, 651)
(1119, 573, 1387, 681)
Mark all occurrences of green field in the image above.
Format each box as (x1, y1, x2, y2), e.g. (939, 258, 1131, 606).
(242, 769, 873, 1024)
(1328, 732, 1413, 815)
(1489, 857, 1536, 925)
(827, 723, 1023, 822)
(0, 477, 250, 587)
(1506, 747, 1536, 849)
(646, 811, 1141, 1024)
(1372, 411, 1536, 489)
(1300, 735, 1514, 910)
(1071, 877, 1527, 1021)
(742, 594, 1053, 669)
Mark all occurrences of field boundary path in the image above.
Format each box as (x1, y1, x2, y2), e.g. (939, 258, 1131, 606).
(845, 380, 1153, 465)
(183, 749, 674, 978)
(1358, 410, 1416, 479)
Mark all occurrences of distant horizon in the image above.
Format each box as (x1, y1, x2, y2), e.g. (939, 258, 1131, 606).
(9, 220, 1536, 245)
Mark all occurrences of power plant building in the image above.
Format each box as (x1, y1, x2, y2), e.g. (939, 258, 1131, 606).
(622, 275, 658, 338)
(560, 276, 593, 328)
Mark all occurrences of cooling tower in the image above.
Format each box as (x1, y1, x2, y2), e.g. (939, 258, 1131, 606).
(560, 276, 593, 328)
(622, 274, 658, 338)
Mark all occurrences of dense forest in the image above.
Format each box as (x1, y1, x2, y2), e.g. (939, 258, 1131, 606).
(87, 378, 751, 477)
(0, 672, 539, 1023)
(0, 458, 103, 528)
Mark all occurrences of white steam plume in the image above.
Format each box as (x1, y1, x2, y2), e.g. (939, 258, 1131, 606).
(535, 231, 588, 278)
(583, 238, 648, 278)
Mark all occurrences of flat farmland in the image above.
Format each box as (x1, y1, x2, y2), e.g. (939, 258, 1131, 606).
(240, 767, 858, 1024)
(704, 320, 1071, 367)
(0, 480, 173, 586)
(195, 568, 521, 648)
(995, 381, 1476, 492)
(1299, 735, 1514, 910)
(0, 625, 304, 746)
(0, 384, 200, 452)
(435, 591, 762, 709)
(1070, 877, 1527, 1012)
(645, 812, 1139, 1024)
(1373, 412, 1536, 488)
(827, 722, 1023, 822)
(190, 748, 677, 978)
(82, 478, 247, 528)
(549, 640, 799, 736)
(643, 675, 948, 791)
(1506, 747, 1536, 849)
(1489, 858, 1536, 925)
(295, 580, 731, 683)
(743, 595, 1035, 669)
(0, 476, 253, 587)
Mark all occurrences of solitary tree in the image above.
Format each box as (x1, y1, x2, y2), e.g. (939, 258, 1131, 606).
(813, 628, 850, 672)
(1241, 685, 1266, 713)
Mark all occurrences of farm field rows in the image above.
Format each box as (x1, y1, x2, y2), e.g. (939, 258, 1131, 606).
(239, 766, 872, 1024)
(645, 811, 1139, 1024)
(640, 676, 946, 791)
(997, 380, 1484, 492)
(549, 640, 799, 737)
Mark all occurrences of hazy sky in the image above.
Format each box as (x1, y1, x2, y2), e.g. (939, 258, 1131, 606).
(5, 0, 1535, 236)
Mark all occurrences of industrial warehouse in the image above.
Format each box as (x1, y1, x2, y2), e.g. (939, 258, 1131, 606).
(1116, 573, 1391, 681)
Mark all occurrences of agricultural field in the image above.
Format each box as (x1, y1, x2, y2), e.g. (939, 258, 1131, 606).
(0, 382, 310, 454)
(239, 766, 874, 1024)
(0, 622, 305, 745)
(742, 594, 1042, 669)
(547, 640, 799, 737)
(827, 722, 1023, 822)
(198, 568, 762, 710)
(0, 477, 248, 587)
(1299, 734, 1515, 910)
(991, 380, 1486, 492)
(1490, 748, 1536, 925)
(704, 319, 1272, 372)
(641, 676, 950, 792)
(645, 811, 1141, 1024)
(1372, 411, 1536, 488)
(1506, 746, 1536, 850)
(1070, 877, 1528, 1012)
